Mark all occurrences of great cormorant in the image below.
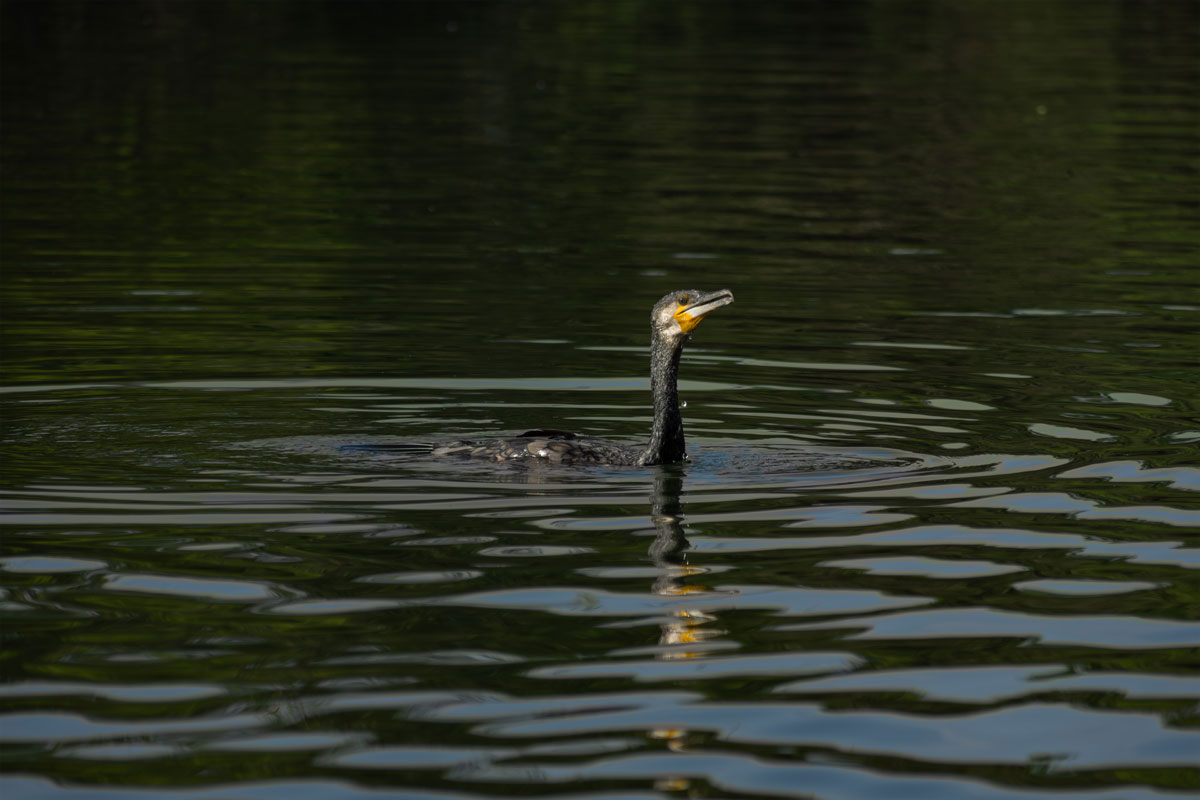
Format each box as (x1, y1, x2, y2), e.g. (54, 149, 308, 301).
(432, 288, 734, 466)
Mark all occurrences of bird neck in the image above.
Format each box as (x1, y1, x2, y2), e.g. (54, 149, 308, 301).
(639, 336, 686, 466)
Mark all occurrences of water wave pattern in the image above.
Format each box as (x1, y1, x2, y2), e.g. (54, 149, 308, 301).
(3, 1, 1199, 797)
(2, 372, 1198, 799)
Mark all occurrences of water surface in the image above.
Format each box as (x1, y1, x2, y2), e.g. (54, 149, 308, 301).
(2, 2, 1198, 799)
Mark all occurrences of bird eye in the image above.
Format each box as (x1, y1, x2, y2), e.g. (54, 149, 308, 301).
(678, 294, 690, 304)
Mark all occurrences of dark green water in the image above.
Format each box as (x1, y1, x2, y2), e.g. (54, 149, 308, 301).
(2, 2, 1199, 798)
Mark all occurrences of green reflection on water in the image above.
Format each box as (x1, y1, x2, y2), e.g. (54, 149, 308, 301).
(2, 1, 1198, 797)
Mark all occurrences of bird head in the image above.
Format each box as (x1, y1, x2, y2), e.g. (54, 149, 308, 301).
(651, 288, 735, 342)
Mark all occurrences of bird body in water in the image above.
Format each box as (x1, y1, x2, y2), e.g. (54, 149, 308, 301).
(431, 288, 734, 466)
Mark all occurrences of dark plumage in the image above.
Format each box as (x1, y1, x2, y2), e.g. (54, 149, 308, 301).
(432, 289, 734, 466)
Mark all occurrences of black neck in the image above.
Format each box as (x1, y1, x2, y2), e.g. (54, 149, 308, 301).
(639, 336, 686, 465)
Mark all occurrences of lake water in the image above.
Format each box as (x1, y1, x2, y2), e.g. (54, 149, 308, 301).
(2, 2, 1198, 798)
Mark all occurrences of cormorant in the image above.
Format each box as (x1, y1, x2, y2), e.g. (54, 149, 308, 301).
(432, 288, 734, 466)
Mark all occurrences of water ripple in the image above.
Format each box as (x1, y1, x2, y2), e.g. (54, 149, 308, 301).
(779, 607, 1200, 649)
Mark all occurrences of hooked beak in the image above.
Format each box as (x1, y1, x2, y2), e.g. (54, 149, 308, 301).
(674, 289, 734, 334)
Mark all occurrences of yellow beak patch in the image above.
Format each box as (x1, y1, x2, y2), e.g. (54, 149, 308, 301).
(674, 304, 707, 334)
(671, 290, 734, 334)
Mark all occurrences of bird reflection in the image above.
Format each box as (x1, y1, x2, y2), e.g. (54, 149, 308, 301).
(647, 468, 725, 648)
(646, 469, 722, 769)
(647, 469, 689, 584)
